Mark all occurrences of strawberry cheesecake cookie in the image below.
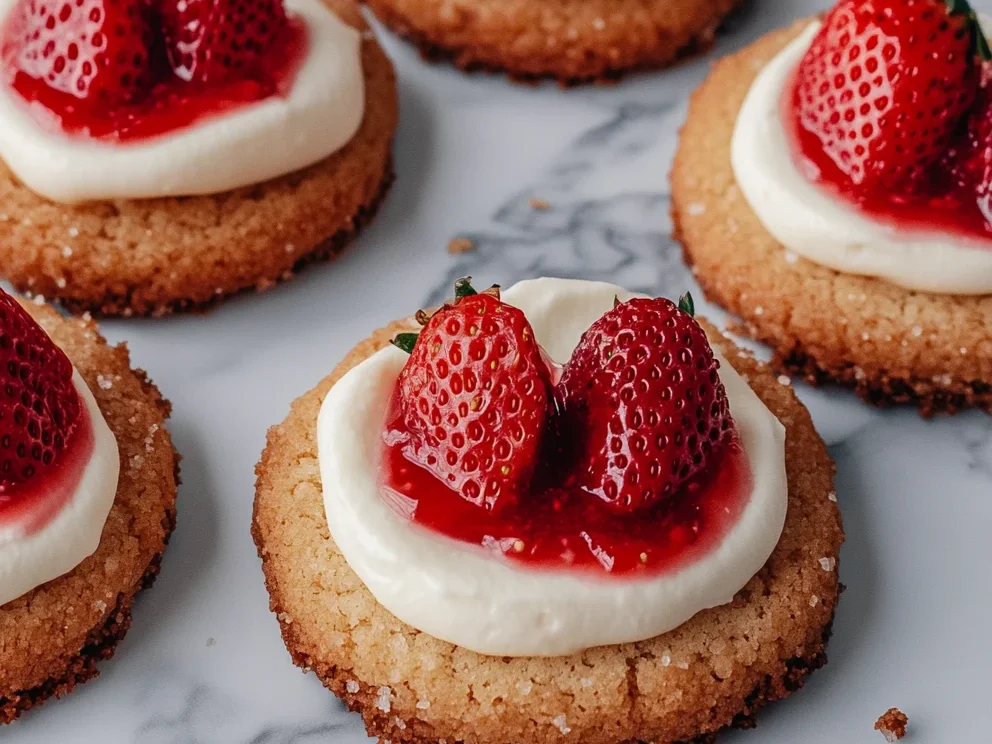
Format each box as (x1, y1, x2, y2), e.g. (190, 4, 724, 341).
(0, 290, 178, 721)
(253, 277, 843, 744)
(364, 0, 742, 84)
(673, 0, 992, 414)
(0, 0, 396, 315)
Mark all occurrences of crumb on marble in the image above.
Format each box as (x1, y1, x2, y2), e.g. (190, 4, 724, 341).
(447, 237, 475, 255)
(875, 708, 908, 741)
(529, 198, 551, 210)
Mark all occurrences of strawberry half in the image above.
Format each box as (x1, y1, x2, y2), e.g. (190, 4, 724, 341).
(941, 80, 992, 217)
(0, 290, 81, 495)
(555, 294, 733, 514)
(160, 0, 288, 84)
(389, 279, 552, 513)
(792, 0, 988, 194)
(3, 0, 154, 105)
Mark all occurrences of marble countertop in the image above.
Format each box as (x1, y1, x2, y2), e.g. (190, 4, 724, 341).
(6, 0, 991, 741)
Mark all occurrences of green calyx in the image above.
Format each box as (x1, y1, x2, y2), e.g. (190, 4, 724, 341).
(678, 291, 696, 317)
(947, 0, 992, 61)
(391, 333, 419, 354)
(390, 277, 493, 355)
(454, 277, 477, 299)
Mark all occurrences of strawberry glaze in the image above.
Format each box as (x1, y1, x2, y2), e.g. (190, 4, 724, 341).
(785, 72, 992, 245)
(2, 18, 307, 143)
(0, 402, 94, 536)
(381, 394, 753, 578)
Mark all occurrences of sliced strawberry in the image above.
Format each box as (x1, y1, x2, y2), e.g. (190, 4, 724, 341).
(3, 0, 153, 105)
(389, 279, 552, 513)
(555, 294, 732, 514)
(0, 291, 81, 496)
(792, 0, 987, 194)
(160, 0, 287, 84)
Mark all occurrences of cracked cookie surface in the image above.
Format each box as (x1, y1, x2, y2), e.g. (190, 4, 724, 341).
(252, 316, 843, 744)
(671, 21, 992, 415)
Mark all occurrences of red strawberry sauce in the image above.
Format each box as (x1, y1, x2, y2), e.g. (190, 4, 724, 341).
(0, 403, 94, 536)
(784, 72, 992, 245)
(380, 394, 753, 578)
(1, 18, 307, 143)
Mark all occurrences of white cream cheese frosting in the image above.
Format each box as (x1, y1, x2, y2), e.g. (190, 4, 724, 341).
(0, 0, 364, 203)
(317, 278, 788, 657)
(0, 372, 119, 607)
(731, 20, 992, 296)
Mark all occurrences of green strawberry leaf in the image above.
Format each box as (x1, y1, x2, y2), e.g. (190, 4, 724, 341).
(391, 333, 419, 354)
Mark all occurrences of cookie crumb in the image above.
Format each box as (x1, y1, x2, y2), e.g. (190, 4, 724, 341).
(447, 237, 475, 254)
(529, 198, 551, 210)
(875, 708, 908, 741)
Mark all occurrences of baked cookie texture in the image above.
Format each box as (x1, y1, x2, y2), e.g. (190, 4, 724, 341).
(0, 0, 397, 317)
(0, 300, 179, 723)
(671, 21, 992, 416)
(364, 0, 742, 84)
(253, 316, 843, 744)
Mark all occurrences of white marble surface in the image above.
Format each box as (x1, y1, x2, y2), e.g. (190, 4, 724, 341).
(6, 0, 992, 741)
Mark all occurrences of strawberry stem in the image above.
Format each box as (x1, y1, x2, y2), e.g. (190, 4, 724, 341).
(678, 292, 695, 317)
(454, 277, 477, 299)
(392, 333, 419, 354)
(947, 0, 991, 61)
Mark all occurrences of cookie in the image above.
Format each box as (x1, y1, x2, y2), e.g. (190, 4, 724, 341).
(671, 21, 992, 415)
(0, 0, 397, 317)
(365, 0, 742, 85)
(0, 299, 179, 723)
(252, 316, 843, 744)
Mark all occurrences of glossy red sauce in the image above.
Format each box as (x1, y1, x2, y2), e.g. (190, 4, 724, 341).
(4, 19, 307, 143)
(0, 403, 94, 535)
(784, 73, 992, 245)
(380, 397, 754, 578)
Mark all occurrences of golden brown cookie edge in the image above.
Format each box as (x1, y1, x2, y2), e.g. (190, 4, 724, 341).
(252, 314, 843, 744)
(670, 21, 992, 415)
(0, 299, 180, 722)
(0, 0, 397, 317)
(365, 0, 742, 85)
